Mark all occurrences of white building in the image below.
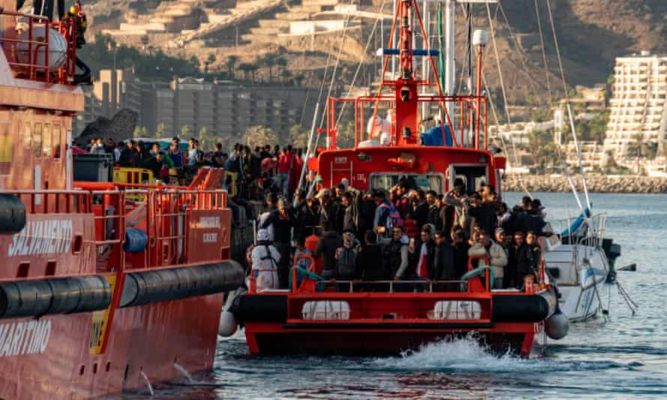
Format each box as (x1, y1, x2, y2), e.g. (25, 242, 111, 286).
(604, 51, 667, 159)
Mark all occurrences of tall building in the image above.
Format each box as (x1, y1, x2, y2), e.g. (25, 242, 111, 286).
(604, 52, 667, 159)
(79, 70, 316, 141)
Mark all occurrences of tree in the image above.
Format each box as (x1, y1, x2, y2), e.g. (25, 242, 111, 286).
(247, 64, 259, 81)
(155, 123, 166, 139)
(204, 54, 216, 77)
(133, 126, 147, 138)
(238, 63, 252, 80)
(289, 124, 309, 149)
(242, 126, 278, 148)
(260, 53, 278, 82)
(276, 57, 288, 81)
(226, 55, 238, 80)
(180, 125, 192, 137)
(280, 69, 292, 84)
(293, 74, 305, 87)
(198, 126, 216, 150)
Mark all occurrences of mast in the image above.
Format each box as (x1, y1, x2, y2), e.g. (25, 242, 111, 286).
(444, 0, 455, 96)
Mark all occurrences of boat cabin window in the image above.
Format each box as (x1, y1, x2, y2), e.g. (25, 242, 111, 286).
(32, 123, 42, 158)
(450, 165, 487, 194)
(370, 173, 444, 193)
(53, 124, 61, 158)
(42, 123, 51, 158)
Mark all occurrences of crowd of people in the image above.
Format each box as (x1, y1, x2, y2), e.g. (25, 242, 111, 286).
(82, 136, 549, 294)
(83, 136, 305, 205)
(249, 174, 549, 293)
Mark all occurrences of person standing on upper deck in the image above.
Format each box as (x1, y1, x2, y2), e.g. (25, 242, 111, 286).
(277, 146, 295, 201)
(373, 190, 402, 236)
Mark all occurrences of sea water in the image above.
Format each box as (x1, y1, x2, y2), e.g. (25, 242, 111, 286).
(115, 192, 667, 399)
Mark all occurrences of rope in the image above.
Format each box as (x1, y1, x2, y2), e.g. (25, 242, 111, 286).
(544, 0, 592, 210)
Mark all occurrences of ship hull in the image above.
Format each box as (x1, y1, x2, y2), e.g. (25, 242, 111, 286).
(0, 293, 223, 399)
(244, 326, 535, 357)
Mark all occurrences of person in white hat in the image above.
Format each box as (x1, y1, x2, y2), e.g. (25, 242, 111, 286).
(250, 229, 281, 292)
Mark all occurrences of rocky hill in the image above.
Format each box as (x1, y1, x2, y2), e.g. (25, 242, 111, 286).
(80, 0, 667, 105)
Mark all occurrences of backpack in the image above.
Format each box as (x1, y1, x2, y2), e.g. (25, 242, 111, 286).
(379, 202, 403, 231)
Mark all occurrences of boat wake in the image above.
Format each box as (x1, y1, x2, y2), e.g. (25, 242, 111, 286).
(372, 336, 625, 374)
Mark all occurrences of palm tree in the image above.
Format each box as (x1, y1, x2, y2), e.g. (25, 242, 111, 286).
(260, 53, 278, 82)
(238, 63, 252, 80)
(204, 54, 216, 77)
(280, 69, 292, 85)
(247, 64, 259, 81)
(276, 57, 287, 79)
(226, 55, 238, 80)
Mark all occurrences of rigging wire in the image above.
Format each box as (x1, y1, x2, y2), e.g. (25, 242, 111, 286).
(484, 2, 531, 197)
(319, 0, 359, 130)
(544, 0, 592, 210)
(533, 0, 553, 106)
(335, 0, 389, 129)
(496, 2, 544, 101)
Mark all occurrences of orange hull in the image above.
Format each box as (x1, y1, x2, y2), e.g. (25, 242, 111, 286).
(0, 294, 223, 399)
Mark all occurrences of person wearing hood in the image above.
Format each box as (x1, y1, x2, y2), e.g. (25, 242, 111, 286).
(250, 229, 281, 292)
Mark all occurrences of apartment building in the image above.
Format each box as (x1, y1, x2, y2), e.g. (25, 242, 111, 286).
(84, 70, 316, 140)
(604, 51, 667, 159)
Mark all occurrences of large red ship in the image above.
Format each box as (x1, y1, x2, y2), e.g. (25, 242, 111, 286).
(0, 2, 243, 398)
(229, 0, 568, 357)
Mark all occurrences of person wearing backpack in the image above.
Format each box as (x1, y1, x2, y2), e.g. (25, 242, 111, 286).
(250, 229, 281, 292)
(372, 190, 403, 237)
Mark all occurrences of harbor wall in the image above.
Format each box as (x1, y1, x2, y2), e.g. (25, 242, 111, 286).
(503, 175, 667, 194)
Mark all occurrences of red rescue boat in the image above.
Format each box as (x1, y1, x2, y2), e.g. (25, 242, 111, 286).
(0, 3, 242, 398)
(232, 0, 567, 357)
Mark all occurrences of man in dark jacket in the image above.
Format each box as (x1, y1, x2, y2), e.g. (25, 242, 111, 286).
(433, 230, 456, 281)
(452, 229, 470, 279)
(357, 231, 384, 281)
(426, 191, 440, 229)
(296, 197, 320, 238)
(341, 191, 357, 235)
(313, 228, 342, 279)
(409, 190, 429, 232)
(467, 193, 497, 238)
(508, 231, 531, 288)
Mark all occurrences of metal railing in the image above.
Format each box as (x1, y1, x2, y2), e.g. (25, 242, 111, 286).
(0, 9, 76, 84)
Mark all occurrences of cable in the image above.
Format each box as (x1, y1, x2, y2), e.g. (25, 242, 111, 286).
(335, 0, 389, 129)
(484, 2, 531, 198)
(533, 0, 553, 106)
(545, 0, 591, 210)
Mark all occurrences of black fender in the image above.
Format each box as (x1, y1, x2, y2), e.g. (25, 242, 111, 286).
(120, 261, 245, 308)
(492, 292, 556, 322)
(0, 276, 111, 318)
(0, 194, 26, 234)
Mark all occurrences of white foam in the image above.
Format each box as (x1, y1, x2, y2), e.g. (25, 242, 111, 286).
(373, 336, 554, 373)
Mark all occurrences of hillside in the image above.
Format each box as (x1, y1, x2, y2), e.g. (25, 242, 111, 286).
(79, 0, 667, 106)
